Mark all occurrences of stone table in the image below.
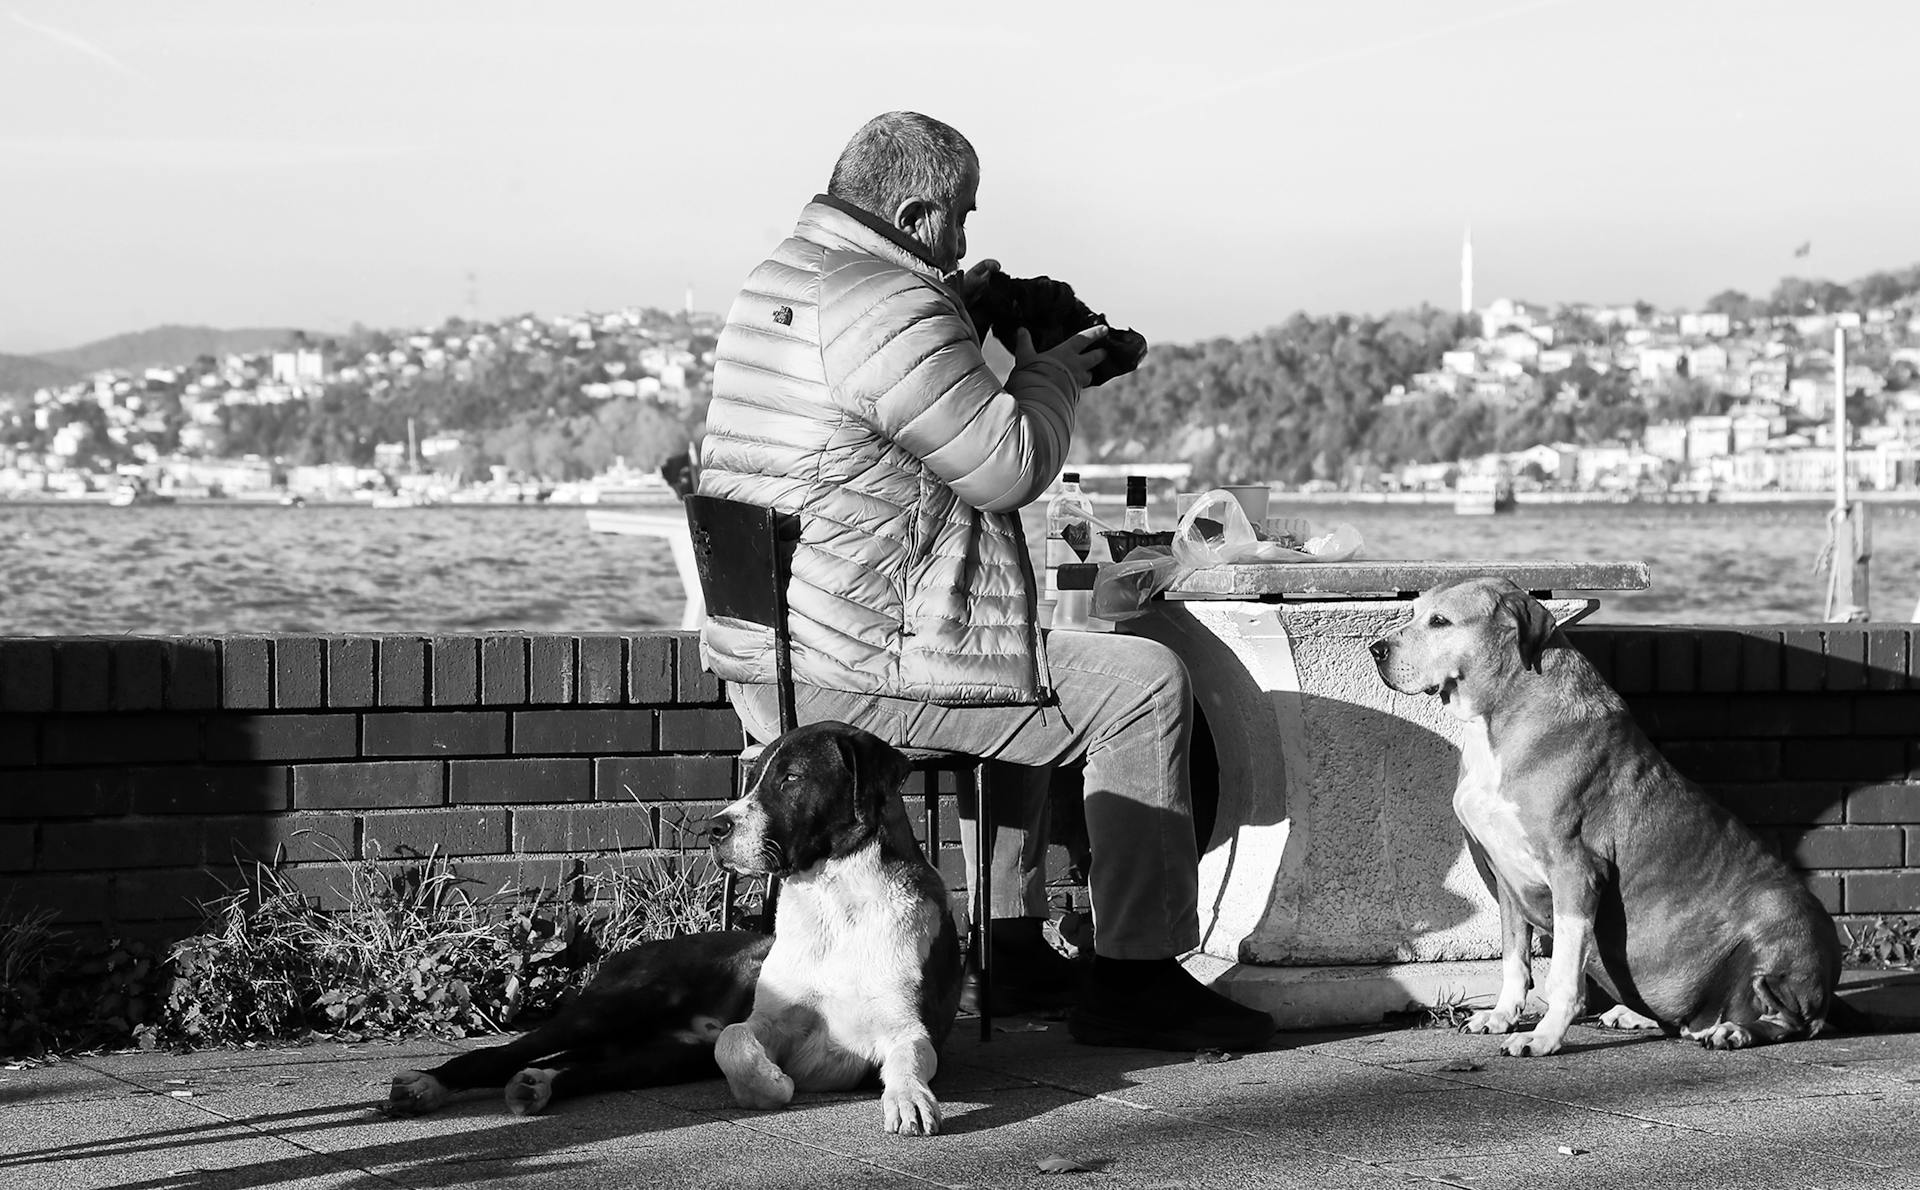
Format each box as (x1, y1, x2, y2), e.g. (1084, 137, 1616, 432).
(1118, 559, 1651, 1026)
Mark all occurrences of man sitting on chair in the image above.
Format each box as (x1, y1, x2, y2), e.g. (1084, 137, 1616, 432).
(695, 110, 1275, 1053)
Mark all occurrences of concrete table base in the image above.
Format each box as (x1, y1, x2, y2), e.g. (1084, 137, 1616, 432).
(1120, 595, 1596, 1028)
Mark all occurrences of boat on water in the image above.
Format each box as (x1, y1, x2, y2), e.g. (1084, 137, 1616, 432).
(1453, 475, 1515, 516)
(108, 479, 175, 508)
(368, 489, 442, 510)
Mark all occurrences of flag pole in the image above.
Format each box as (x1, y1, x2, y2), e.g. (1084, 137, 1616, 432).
(1825, 324, 1870, 621)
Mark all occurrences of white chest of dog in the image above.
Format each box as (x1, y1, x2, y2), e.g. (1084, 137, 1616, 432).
(747, 848, 948, 1089)
(1453, 717, 1548, 897)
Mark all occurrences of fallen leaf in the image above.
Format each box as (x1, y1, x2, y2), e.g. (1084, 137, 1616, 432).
(1438, 1059, 1484, 1072)
(1193, 1048, 1238, 1064)
(1036, 1155, 1104, 1174)
(1557, 1146, 1588, 1156)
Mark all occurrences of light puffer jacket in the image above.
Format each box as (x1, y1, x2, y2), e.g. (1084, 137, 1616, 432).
(697, 195, 1081, 705)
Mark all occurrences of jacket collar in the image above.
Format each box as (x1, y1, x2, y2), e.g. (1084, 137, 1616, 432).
(797, 194, 951, 284)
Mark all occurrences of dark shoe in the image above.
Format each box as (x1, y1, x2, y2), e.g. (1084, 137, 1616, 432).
(1067, 958, 1277, 1052)
(959, 919, 1084, 1016)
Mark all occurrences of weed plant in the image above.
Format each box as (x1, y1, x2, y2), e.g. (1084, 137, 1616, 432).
(0, 896, 159, 1057)
(0, 846, 754, 1058)
(1844, 915, 1918, 968)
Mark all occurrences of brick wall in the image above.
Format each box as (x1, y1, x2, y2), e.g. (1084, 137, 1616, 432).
(1, 624, 1915, 952)
(0, 632, 747, 940)
(1566, 622, 1920, 942)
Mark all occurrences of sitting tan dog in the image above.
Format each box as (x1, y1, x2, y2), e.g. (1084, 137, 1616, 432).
(1370, 576, 1848, 1056)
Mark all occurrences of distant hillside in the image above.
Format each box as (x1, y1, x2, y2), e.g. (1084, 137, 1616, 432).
(0, 353, 80, 395)
(33, 325, 306, 375)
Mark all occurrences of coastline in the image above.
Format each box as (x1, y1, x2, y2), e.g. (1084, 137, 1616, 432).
(1269, 488, 1920, 506)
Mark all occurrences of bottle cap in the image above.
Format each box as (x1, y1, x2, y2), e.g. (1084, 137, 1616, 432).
(1061, 471, 1080, 484)
(1126, 476, 1147, 505)
(1056, 562, 1097, 590)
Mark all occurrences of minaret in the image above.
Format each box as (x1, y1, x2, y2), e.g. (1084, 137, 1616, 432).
(684, 283, 695, 318)
(1460, 225, 1474, 315)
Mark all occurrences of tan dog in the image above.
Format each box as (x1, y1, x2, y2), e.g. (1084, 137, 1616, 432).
(1369, 577, 1846, 1056)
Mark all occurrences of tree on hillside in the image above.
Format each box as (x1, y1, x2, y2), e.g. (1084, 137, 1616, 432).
(1769, 276, 1853, 315)
(1704, 289, 1767, 322)
(1852, 266, 1920, 309)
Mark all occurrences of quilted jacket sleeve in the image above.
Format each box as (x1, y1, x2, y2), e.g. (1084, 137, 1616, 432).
(819, 256, 1079, 514)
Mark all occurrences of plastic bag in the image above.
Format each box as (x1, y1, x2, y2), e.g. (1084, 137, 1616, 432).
(1090, 549, 1180, 621)
(1171, 489, 1364, 567)
(1063, 487, 1367, 623)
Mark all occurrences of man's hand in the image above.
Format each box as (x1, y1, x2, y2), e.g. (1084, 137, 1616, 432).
(954, 258, 1001, 302)
(1016, 325, 1109, 390)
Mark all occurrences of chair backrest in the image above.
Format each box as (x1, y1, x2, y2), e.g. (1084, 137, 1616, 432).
(685, 494, 802, 731)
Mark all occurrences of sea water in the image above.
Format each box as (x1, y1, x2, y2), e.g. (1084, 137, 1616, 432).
(5, 498, 1919, 636)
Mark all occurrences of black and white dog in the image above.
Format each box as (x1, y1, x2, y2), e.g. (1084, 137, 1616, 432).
(387, 721, 962, 1135)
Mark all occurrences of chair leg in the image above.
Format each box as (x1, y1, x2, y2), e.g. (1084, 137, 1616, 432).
(968, 762, 993, 1042)
(721, 872, 737, 931)
(924, 777, 940, 860)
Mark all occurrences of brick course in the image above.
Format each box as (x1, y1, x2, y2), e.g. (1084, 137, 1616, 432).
(363, 712, 508, 757)
(0, 626, 1911, 952)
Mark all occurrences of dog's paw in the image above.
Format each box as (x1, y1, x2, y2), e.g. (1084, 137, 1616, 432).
(1597, 1005, 1662, 1031)
(386, 1070, 450, 1115)
(725, 1064, 794, 1111)
(1500, 1029, 1565, 1058)
(1683, 1021, 1753, 1051)
(881, 1079, 942, 1137)
(716, 1028, 794, 1111)
(1460, 1008, 1520, 1035)
(505, 1068, 558, 1116)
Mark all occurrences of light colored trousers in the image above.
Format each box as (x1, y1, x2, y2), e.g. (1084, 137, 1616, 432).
(729, 630, 1200, 960)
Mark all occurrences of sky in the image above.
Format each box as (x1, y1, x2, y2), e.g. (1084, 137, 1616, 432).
(4, 0, 1919, 354)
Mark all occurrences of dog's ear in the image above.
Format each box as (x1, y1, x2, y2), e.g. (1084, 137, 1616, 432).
(1498, 584, 1557, 673)
(832, 724, 910, 825)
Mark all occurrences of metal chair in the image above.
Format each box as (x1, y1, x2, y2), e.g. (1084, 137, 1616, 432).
(686, 493, 998, 1039)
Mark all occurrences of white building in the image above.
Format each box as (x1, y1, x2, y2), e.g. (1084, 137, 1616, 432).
(1685, 415, 1733, 460)
(1644, 421, 1687, 462)
(1679, 312, 1733, 338)
(270, 348, 327, 385)
(1638, 347, 1684, 380)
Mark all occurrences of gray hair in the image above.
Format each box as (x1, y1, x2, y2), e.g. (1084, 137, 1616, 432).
(827, 111, 977, 220)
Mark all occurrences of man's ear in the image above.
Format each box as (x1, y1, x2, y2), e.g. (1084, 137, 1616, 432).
(893, 196, 932, 238)
(1499, 583, 1558, 673)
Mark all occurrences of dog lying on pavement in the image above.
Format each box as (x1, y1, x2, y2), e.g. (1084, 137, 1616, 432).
(388, 721, 961, 1133)
(1369, 576, 1857, 1056)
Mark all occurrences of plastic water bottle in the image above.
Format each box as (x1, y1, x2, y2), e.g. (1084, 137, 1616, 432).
(1045, 471, 1093, 596)
(1052, 562, 1096, 630)
(1123, 475, 1151, 533)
